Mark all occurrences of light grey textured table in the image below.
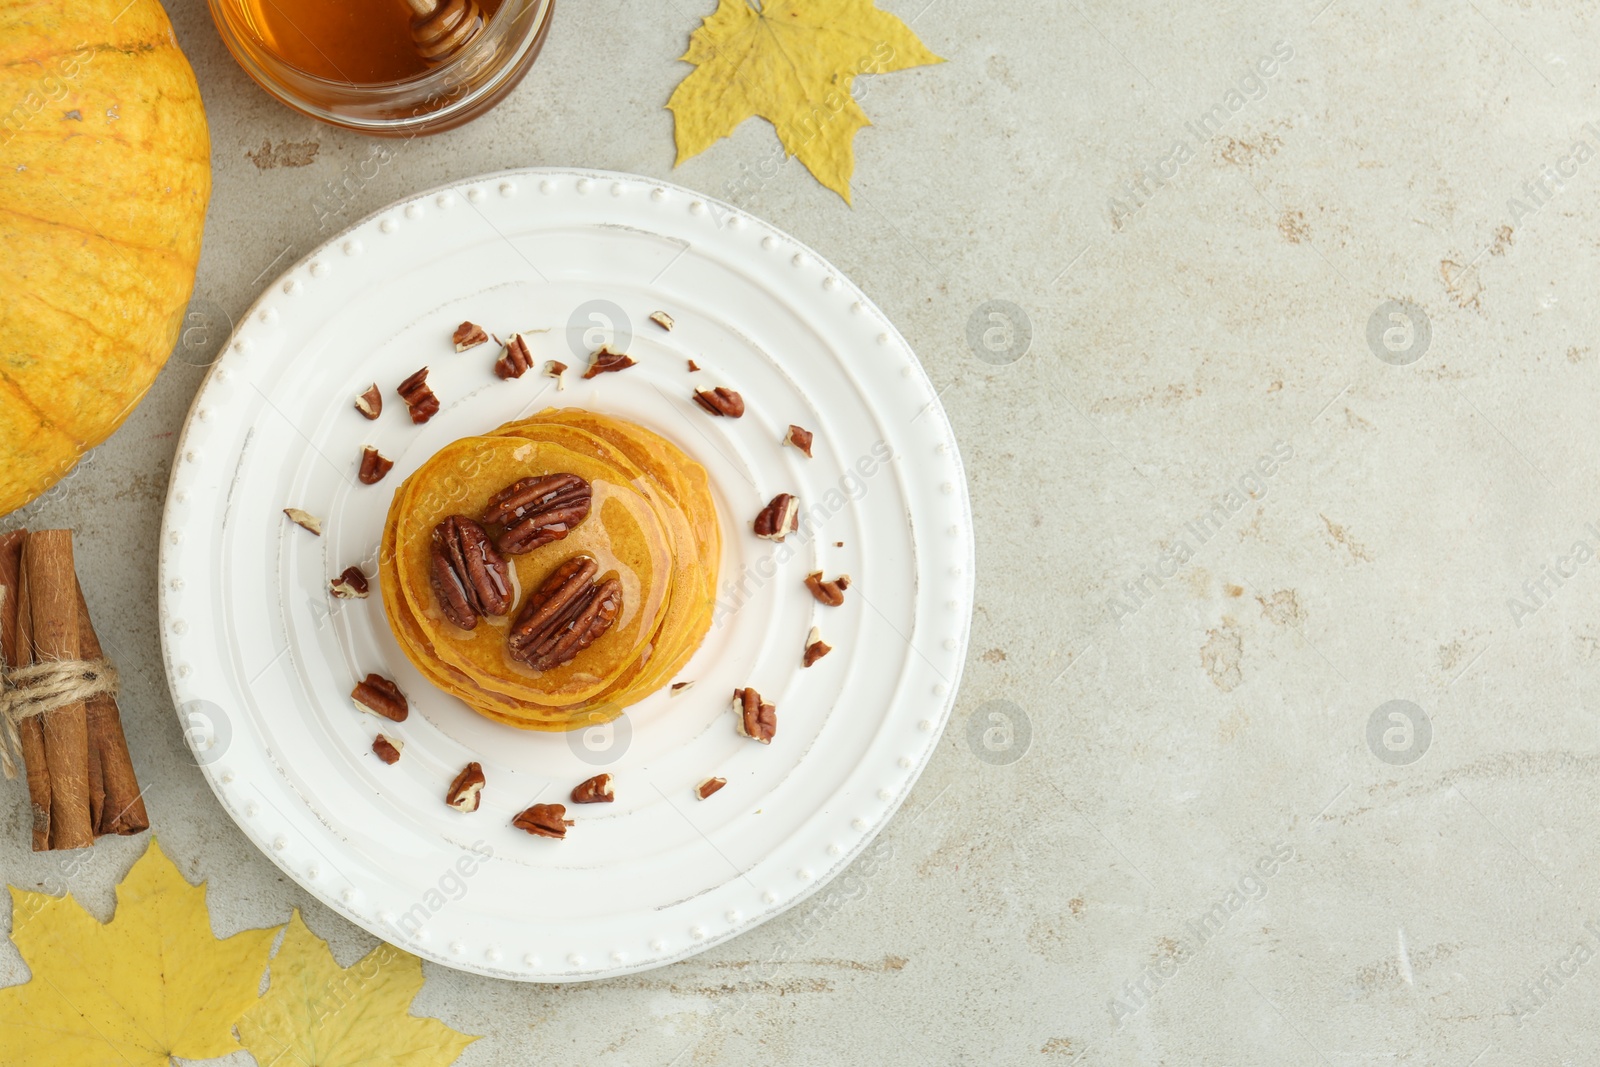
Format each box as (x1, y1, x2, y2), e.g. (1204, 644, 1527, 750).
(4, 0, 1596, 1062)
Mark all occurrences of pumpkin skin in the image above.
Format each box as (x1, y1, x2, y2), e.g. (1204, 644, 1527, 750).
(0, 0, 210, 516)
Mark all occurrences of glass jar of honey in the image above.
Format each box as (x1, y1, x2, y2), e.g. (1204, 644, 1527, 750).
(208, 0, 554, 135)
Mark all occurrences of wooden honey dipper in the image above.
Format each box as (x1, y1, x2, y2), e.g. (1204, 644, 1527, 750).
(401, 0, 486, 63)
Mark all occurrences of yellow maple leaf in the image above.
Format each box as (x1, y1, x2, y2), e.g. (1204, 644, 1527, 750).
(667, 0, 944, 203)
(238, 910, 478, 1067)
(0, 839, 280, 1067)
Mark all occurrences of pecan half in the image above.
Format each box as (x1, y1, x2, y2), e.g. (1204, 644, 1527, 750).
(372, 733, 403, 765)
(481, 473, 592, 554)
(583, 346, 636, 379)
(430, 516, 512, 630)
(454, 321, 489, 351)
(446, 762, 486, 812)
(693, 386, 744, 417)
(804, 571, 851, 606)
(352, 674, 408, 722)
(330, 565, 370, 599)
(802, 627, 831, 667)
(784, 424, 814, 457)
(571, 773, 614, 804)
(695, 777, 727, 800)
(753, 493, 798, 541)
(358, 446, 394, 485)
(397, 367, 440, 424)
(649, 310, 675, 331)
(495, 333, 533, 379)
(513, 803, 573, 838)
(732, 687, 776, 744)
(354, 384, 382, 420)
(507, 556, 623, 671)
(284, 508, 323, 535)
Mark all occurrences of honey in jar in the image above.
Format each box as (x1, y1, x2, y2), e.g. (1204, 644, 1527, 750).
(227, 0, 504, 83)
(207, 0, 552, 134)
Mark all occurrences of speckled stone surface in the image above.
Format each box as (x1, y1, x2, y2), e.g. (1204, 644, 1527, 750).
(4, 0, 1599, 1061)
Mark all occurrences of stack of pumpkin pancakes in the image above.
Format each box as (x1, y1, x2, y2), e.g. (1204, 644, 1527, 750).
(379, 408, 720, 730)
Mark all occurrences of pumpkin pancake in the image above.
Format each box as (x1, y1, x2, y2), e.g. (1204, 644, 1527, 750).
(381, 480, 650, 730)
(379, 410, 719, 730)
(392, 435, 672, 707)
(501, 411, 720, 702)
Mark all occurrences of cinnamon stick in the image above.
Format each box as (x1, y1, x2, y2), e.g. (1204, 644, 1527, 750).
(0, 533, 22, 657)
(0, 531, 50, 851)
(22, 530, 94, 851)
(74, 580, 147, 835)
(17, 568, 51, 851)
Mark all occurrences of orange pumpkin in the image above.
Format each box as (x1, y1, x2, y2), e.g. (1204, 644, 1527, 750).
(0, 0, 210, 516)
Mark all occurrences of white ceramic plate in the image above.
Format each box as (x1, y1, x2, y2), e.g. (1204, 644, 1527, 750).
(158, 168, 973, 981)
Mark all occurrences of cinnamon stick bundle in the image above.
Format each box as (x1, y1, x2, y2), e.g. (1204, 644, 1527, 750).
(0, 529, 148, 850)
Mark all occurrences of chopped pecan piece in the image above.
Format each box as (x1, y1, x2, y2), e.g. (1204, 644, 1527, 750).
(372, 733, 403, 764)
(692, 386, 744, 417)
(649, 310, 675, 331)
(583, 346, 636, 379)
(687, 359, 701, 372)
(358, 446, 394, 485)
(802, 627, 831, 667)
(446, 762, 486, 812)
(571, 773, 614, 804)
(330, 566, 370, 599)
(695, 777, 727, 800)
(354, 384, 382, 420)
(804, 571, 851, 606)
(453, 321, 489, 352)
(670, 681, 694, 696)
(481, 473, 592, 554)
(507, 556, 623, 671)
(784, 424, 814, 457)
(397, 367, 440, 423)
(430, 515, 512, 630)
(495, 333, 533, 379)
(352, 674, 408, 722)
(513, 803, 573, 838)
(284, 508, 323, 536)
(753, 493, 798, 541)
(732, 687, 776, 744)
